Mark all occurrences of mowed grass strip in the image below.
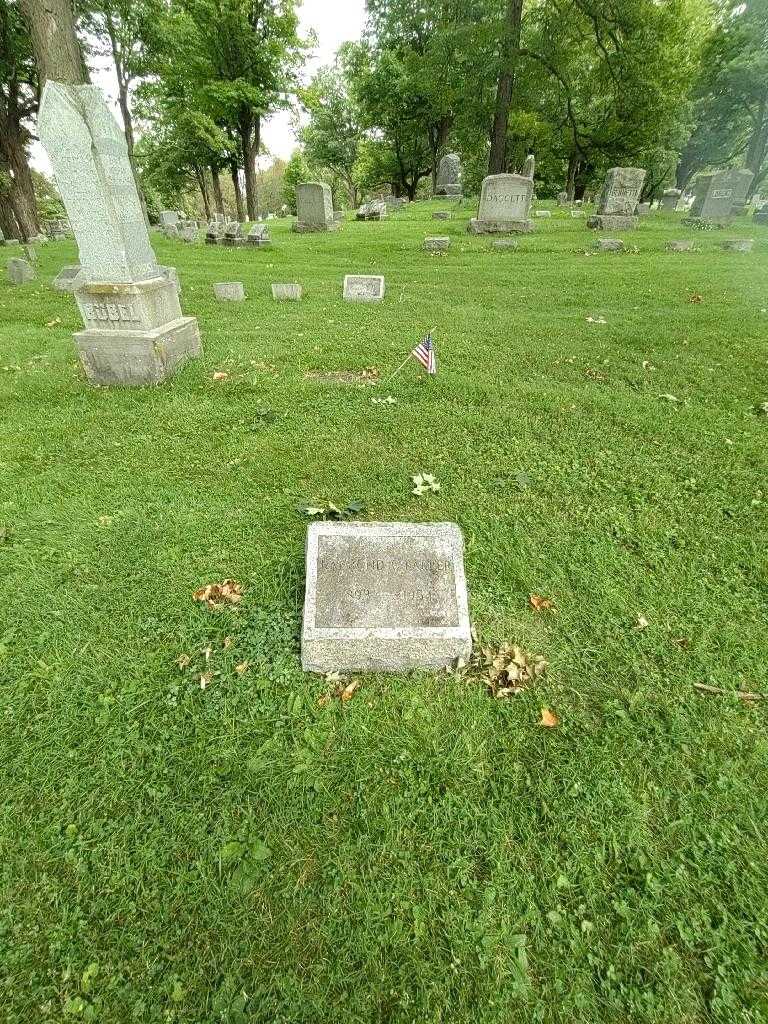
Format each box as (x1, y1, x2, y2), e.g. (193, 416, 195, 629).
(1, 202, 767, 1023)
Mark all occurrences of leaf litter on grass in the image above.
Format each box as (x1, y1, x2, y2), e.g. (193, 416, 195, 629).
(192, 580, 243, 609)
(453, 642, 548, 699)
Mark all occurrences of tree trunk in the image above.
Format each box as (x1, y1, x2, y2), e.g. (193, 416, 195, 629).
(211, 166, 225, 216)
(195, 167, 211, 220)
(18, 0, 89, 85)
(745, 91, 768, 197)
(231, 164, 245, 222)
(565, 151, 580, 200)
(488, 0, 523, 176)
(239, 112, 257, 221)
(0, 126, 39, 240)
(0, 193, 19, 239)
(107, 15, 148, 227)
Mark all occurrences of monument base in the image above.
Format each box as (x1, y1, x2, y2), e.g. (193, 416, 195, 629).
(292, 221, 340, 233)
(587, 214, 638, 230)
(302, 633, 471, 674)
(468, 218, 533, 234)
(75, 317, 202, 386)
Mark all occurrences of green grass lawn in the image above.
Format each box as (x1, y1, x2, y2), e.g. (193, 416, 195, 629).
(1, 201, 767, 1023)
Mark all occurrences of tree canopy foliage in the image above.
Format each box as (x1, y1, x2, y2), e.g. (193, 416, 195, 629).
(3, 0, 767, 236)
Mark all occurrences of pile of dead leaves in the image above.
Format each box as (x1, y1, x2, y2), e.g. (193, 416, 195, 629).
(317, 672, 361, 706)
(192, 579, 243, 610)
(455, 642, 548, 699)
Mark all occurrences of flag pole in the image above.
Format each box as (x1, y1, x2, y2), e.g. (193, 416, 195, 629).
(380, 352, 415, 385)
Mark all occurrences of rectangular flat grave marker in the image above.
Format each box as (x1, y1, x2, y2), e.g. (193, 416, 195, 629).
(343, 274, 385, 302)
(302, 521, 471, 673)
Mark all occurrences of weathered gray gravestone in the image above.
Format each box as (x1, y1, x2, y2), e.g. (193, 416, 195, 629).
(222, 221, 245, 247)
(301, 521, 472, 673)
(52, 265, 82, 291)
(687, 169, 754, 224)
(660, 189, 681, 212)
(469, 174, 534, 234)
(271, 283, 302, 301)
(205, 221, 224, 245)
(666, 240, 695, 252)
(425, 236, 451, 253)
(213, 282, 245, 301)
(37, 82, 201, 387)
(557, 191, 569, 206)
(159, 210, 179, 228)
(435, 153, 462, 196)
(587, 167, 646, 230)
(293, 182, 338, 233)
(247, 224, 271, 247)
(6, 258, 35, 284)
(754, 205, 768, 226)
(343, 275, 385, 302)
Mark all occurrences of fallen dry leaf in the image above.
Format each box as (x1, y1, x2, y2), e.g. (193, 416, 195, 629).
(222, 636, 234, 649)
(176, 653, 191, 669)
(529, 594, 556, 612)
(45, 317, 62, 328)
(235, 660, 250, 676)
(689, 292, 703, 304)
(540, 707, 559, 728)
(340, 680, 361, 702)
(200, 672, 213, 690)
(212, 371, 230, 382)
(672, 636, 690, 649)
(193, 579, 243, 610)
(636, 614, 649, 630)
(455, 642, 547, 698)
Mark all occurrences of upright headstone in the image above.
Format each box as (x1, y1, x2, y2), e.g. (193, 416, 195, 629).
(660, 188, 681, 212)
(557, 191, 569, 206)
(301, 521, 472, 673)
(247, 223, 271, 247)
(222, 221, 245, 247)
(37, 82, 201, 386)
(179, 222, 198, 243)
(159, 210, 179, 228)
(586, 167, 646, 230)
(522, 154, 535, 179)
(435, 153, 462, 196)
(687, 169, 754, 225)
(293, 182, 338, 233)
(753, 205, 768, 226)
(6, 258, 35, 284)
(468, 174, 533, 234)
(205, 220, 224, 245)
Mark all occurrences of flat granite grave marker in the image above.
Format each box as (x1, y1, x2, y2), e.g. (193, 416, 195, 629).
(587, 167, 646, 231)
(425, 236, 451, 252)
(37, 82, 201, 386)
(52, 265, 82, 291)
(272, 283, 302, 301)
(343, 275, 385, 302)
(301, 521, 472, 673)
(294, 182, 338, 233)
(469, 174, 533, 234)
(213, 282, 245, 301)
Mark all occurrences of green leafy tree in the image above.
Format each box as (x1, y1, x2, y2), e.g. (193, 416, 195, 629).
(160, 0, 305, 220)
(281, 149, 309, 213)
(678, 0, 768, 194)
(300, 49, 365, 206)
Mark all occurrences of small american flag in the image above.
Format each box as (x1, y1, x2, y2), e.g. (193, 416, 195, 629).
(411, 333, 437, 375)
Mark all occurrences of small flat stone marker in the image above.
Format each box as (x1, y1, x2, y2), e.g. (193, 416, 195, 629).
(425, 236, 451, 252)
(343, 275, 385, 302)
(272, 283, 302, 301)
(720, 238, 754, 252)
(595, 238, 624, 252)
(490, 238, 518, 251)
(301, 521, 472, 673)
(666, 240, 695, 252)
(433, 211, 452, 221)
(6, 258, 35, 284)
(213, 282, 245, 301)
(534, 210, 552, 218)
